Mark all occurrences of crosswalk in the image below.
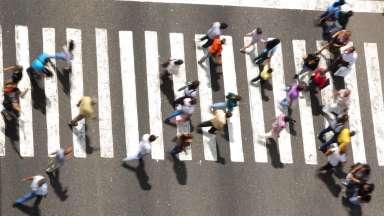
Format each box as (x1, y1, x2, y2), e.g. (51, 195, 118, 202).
(1, 25, 384, 166)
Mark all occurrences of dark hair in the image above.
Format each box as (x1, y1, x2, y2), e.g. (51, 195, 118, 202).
(220, 23, 228, 29)
(361, 195, 371, 203)
(149, 135, 158, 142)
(364, 183, 375, 193)
(37, 178, 47, 187)
(225, 112, 232, 118)
(283, 116, 296, 123)
(267, 68, 273, 73)
(181, 133, 193, 140)
(220, 38, 226, 44)
(175, 59, 184, 65)
(297, 85, 305, 91)
(68, 40, 75, 52)
(350, 130, 356, 137)
(347, 11, 354, 17)
(256, 27, 262, 34)
(190, 98, 197, 105)
(337, 114, 349, 123)
(189, 80, 200, 89)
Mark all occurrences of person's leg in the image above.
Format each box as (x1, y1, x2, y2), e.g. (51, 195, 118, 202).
(69, 114, 85, 126)
(202, 38, 213, 48)
(200, 35, 209, 41)
(164, 110, 183, 123)
(210, 102, 226, 110)
(198, 120, 213, 128)
(198, 52, 210, 64)
(15, 192, 36, 205)
(318, 125, 333, 143)
(251, 75, 262, 83)
(208, 127, 217, 134)
(319, 133, 338, 152)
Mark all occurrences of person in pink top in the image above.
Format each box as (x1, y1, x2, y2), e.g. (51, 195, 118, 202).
(279, 81, 305, 109)
(260, 114, 296, 140)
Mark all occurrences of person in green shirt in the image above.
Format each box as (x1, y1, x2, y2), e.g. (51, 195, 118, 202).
(210, 92, 241, 112)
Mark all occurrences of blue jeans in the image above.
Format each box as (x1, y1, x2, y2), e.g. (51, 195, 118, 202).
(319, 132, 338, 152)
(15, 192, 37, 205)
(164, 110, 183, 123)
(210, 102, 226, 110)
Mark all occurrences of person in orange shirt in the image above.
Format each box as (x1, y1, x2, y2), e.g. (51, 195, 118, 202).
(198, 38, 226, 65)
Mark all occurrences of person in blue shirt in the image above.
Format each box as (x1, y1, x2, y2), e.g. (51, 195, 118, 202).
(29, 53, 55, 78)
(210, 92, 242, 113)
(319, 0, 346, 24)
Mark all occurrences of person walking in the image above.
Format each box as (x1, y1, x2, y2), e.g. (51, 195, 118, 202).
(1, 82, 29, 121)
(319, 126, 355, 153)
(164, 97, 197, 124)
(279, 80, 305, 109)
(170, 133, 193, 158)
(68, 96, 96, 127)
(253, 38, 280, 65)
(293, 52, 320, 80)
(173, 80, 200, 108)
(260, 114, 295, 140)
(14, 175, 48, 206)
(198, 37, 226, 65)
(333, 45, 358, 78)
(317, 29, 351, 52)
(3, 65, 23, 84)
(122, 134, 158, 161)
(210, 92, 242, 113)
(347, 183, 374, 206)
(317, 114, 349, 150)
(342, 163, 371, 189)
(198, 109, 232, 134)
(324, 89, 351, 116)
(29, 53, 55, 78)
(161, 58, 184, 75)
(318, 0, 347, 24)
(46, 146, 73, 174)
(250, 64, 273, 84)
(199, 22, 228, 48)
(51, 40, 75, 70)
(240, 27, 266, 53)
(308, 68, 330, 92)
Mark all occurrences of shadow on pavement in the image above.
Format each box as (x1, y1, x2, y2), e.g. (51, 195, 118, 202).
(27, 67, 46, 115)
(122, 159, 152, 190)
(13, 196, 42, 216)
(48, 170, 68, 201)
(172, 157, 187, 185)
(160, 71, 175, 107)
(317, 164, 342, 197)
(266, 139, 284, 168)
(341, 196, 362, 216)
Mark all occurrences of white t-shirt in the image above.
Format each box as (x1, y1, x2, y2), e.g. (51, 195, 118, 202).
(327, 146, 347, 167)
(207, 22, 221, 39)
(138, 134, 152, 155)
(31, 175, 48, 196)
(179, 98, 195, 114)
(250, 29, 265, 44)
(166, 59, 181, 75)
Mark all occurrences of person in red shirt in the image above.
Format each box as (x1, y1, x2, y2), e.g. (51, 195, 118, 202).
(198, 38, 226, 65)
(309, 67, 330, 92)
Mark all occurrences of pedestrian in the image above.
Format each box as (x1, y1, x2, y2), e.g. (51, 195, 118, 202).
(177, 80, 200, 98)
(46, 146, 73, 174)
(253, 38, 280, 65)
(342, 163, 371, 189)
(1, 82, 29, 121)
(164, 97, 196, 124)
(161, 58, 184, 75)
(308, 67, 330, 92)
(210, 92, 241, 113)
(250, 64, 273, 84)
(68, 96, 96, 127)
(170, 133, 193, 158)
(240, 27, 266, 53)
(29, 53, 55, 78)
(260, 114, 295, 140)
(320, 126, 355, 153)
(199, 22, 228, 48)
(317, 29, 351, 52)
(3, 65, 23, 84)
(14, 175, 48, 206)
(317, 114, 349, 150)
(333, 45, 358, 78)
(318, 0, 347, 25)
(322, 141, 349, 168)
(279, 81, 305, 109)
(122, 134, 158, 161)
(51, 40, 75, 70)
(347, 183, 374, 206)
(198, 109, 232, 134)
(293, 52, 320, 80)
(198, 37, 226, 65)
(324, 89, 351, 116)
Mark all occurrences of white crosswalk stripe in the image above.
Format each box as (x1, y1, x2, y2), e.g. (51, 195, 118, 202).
(1, 27, 383, 166)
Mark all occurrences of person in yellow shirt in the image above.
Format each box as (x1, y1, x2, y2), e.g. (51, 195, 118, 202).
(338, 127, 355, 152)
(250, 64, 273, 83)
(198, 109, 232, 134)
(68, 96, 96, 127)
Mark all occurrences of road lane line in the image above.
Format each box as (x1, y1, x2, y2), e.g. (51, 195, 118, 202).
(244, 37, 267, 163)
(15, 25, 34, 157)
(269, 39, 293, 164)
(119, 31, 140, 159)
(195, 34, 217, 161)
(344, 42, 366, 163)
(0, 26, 4, 157)
(170, 33, 192, 160)
(95, 28, 114, 158)
(145, 31, 164, 160)
(292, 40, 317, 165)
(114, 0, 384, 13)
(221, 36, 244, 162)
(364, 43, 384, 166)
(67, 28, 86, 158)
(43, 28, 60, 156)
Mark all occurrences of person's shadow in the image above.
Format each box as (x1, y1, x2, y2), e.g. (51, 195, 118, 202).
(160, 71, 175, 106)
(341, 196, 362, 216)
(13, 196, 42, 216)
(26, 67, 46, 114)
(171, 156, 187, 185)
(4, 118, 22, 158)
(266, 138, 284, 168)
(122, 159, 152, 190)
(47, 170, 68, 201)
(317, 164, 342, 197)
(56, 68, 71, 95)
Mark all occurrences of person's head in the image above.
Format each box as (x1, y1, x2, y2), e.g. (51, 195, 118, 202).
(363, 183, 375, 193)
(64, 146, 73, 156)
(346, 10, 354, 17)
(345, 46, 356, 53)
(297, 85, 305, 92)
(68, 40, 75, 52)
(267, 68, 273, 74)
(37, 178, 47, 187)
(226, 93, 241, 101)
(283, 116, 295, 123)
(256, 27, 262, 34)
(361, 164, 371, 176)
(189, 97, 197, 105)
(334, 0, 346, 6)
(350, 130, 356, 137)
(219, 23, 228, 29)
(182, 133, 193, 142)
(225, 112, 232, 118)
(220, 38, 226, 45)
(361, 194, 372, 203)
(148, 134, 158, 142)
(175, 59, 184, 65)
(337, 114, 349, 123)
(190, 80, 200, 89)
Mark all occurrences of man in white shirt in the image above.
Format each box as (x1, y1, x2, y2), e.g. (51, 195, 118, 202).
(240, 27, 266, 53)
(164, 97, 197, 124)
(200, 22, 228, 48)
(14, 175, 48, 206)
(122, 134, 158, 161)
(334, 45, 358, 77)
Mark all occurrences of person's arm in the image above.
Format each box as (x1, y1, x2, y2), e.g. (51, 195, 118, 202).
(49, 150, 59, 157)
(12, 102, 21, 113)
(325, 149, 333, 156)
(3, 65, 22, 73)
(20, 88, 29, 98)
(77, 99, 82, 107)
(244, 30, 254, 37)
(22, 176, 34, 181)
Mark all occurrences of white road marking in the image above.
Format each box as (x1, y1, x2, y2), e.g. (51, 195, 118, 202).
(0, 26, 4, 157)
(67, 28, 86, 158)
(42, 28, 61, 156)
(244, 37, 267, 163)
(170, 33, 192, 160)
(119, 31, 140, 159)
(145, 31, 164, 160)
(15, 26, 34, 157)
(96, 28, 114, 158)
(344, 43, 366, 163)
(115, 0, 384, 13)
(221, 36, 244, 162)
(195, 34, 217, 161)
(292, 40, 317, 165)
(270, 40, 293, 164)
(364, 43, 384, 166)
